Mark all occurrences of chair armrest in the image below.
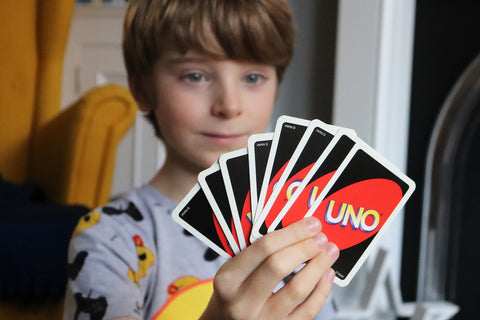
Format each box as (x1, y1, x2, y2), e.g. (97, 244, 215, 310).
(30, 84, 137, 208)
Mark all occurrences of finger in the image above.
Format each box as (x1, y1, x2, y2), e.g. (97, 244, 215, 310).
(224, 217, 323, 281)
(262, 242, 339, 318)
(234, 232, 330, 310)
(211, 217, 323, 315)
(286, 268, 336, 320)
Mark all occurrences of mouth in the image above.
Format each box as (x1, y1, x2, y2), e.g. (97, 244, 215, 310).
(202, 132, 245, 146)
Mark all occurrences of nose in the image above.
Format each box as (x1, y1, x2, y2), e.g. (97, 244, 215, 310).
(211, 82, 242, 119)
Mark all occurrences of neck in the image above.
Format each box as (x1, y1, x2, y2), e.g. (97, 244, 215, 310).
(149, 156, 201, 203)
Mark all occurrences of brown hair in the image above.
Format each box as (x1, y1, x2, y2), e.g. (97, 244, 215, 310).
(122, 0, 295, 138)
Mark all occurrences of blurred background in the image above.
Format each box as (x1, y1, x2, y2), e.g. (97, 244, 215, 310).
(0, 0, 478, 319)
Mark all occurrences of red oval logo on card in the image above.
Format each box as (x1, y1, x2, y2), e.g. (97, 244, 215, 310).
(311, 178, 403, 250)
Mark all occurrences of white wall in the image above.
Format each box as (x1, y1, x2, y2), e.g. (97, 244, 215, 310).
(332, 0, 415, 314)
(62, 5, 163, 197)
(275, 0, 337, 125)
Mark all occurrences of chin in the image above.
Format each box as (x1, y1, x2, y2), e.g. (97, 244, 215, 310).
(193, 145, 244, 172)
(195, 156, 218, 172)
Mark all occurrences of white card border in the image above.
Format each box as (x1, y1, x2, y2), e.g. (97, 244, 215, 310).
(247, 132, 274, 223)
(198, 162, 241, 254)
(251, 119, 340, 240)
(266, 128, 358, 235)
(219, 148, 249, 250)
(171, 183, 232, 259)
(253, 116, 311, 228)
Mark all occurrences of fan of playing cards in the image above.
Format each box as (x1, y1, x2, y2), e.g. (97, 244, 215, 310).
(172, 115, 415, 286)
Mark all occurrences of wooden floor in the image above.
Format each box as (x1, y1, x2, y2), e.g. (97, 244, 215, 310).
(0, 300, 63, 320)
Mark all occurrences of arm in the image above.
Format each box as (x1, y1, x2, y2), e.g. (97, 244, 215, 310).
(63, 210, 147, 320)
(201, 217, 338, 320)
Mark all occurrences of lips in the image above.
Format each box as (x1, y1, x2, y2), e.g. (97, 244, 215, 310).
(203, 132, 245, 146)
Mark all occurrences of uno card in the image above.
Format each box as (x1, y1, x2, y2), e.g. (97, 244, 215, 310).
(254, 116, 310, 231)
(171, 183, 235, 258)
(304, 140, 416, 286)
(198, 163, 240, 254)
(171, 114, 416, 287)
(269, 129, 358, 233)
(248, 133, 274, 221)
(219, 148, 251, 249)
(250, 119, 339, 240)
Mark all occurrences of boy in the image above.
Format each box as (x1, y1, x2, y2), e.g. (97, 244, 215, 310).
(63, 0, 339, 319)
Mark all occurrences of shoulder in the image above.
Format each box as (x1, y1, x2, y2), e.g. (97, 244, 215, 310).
(77, 185, 170, 229)
(103, 184, 176, 221)
(70, 185, 176, 249)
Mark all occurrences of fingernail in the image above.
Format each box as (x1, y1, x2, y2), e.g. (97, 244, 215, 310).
(306, 218, 321, 233)
(314, 234, 327, 249)
(325, 269, 335, 282)
(326, 243, 339, 259)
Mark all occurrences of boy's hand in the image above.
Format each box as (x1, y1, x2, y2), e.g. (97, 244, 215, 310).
(200, 217, 339, 320)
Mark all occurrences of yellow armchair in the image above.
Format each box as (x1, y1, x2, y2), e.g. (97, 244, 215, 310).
(30, 84, 136, 208)
(0, 0, 136, 209)
(0, 0, 136, 318)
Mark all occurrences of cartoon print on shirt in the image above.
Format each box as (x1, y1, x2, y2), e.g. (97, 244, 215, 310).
(73, 292, 107, 320)
(128, 234, 155, 286)
(72, 211, 101, 238)
(182, 230, 220, 262)
(167, 276, 201, 299)
(152, 278, 214, 320)
(68, 251, 88, 280)
(103, 201, 144, 221)
(204, 248, 219, 261)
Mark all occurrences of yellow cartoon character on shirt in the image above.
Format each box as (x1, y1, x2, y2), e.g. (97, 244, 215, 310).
(72, 210, 101, 238)
(152, 277, 214, 320)
(128, 234, 155, 286)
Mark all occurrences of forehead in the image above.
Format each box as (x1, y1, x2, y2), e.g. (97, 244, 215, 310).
(157, 13, 277, 67)
(165, 30, 228, 61)
(159, 49, 225, 64)
(156, 50, 277, 74)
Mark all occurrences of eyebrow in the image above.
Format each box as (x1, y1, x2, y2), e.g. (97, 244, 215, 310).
(164, 49, 228, 65)
(166, 57, 211, 64)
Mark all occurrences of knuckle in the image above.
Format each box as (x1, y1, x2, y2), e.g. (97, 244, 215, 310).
(305, 238, 322, 256)
(264, 253, 288, 278)
(213, 268, 236, 298)
(286, 281, 305, 303)
(226, 303, 256, 320)
(225, 303, 242, 320)
(292, 239, 321, 264)
(255, 235, 276, 256)
(286, 221, 306, 239)
(302, 307, 318, 320)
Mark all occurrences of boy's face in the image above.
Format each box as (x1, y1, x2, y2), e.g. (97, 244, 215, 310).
(145, 50, 277, 172)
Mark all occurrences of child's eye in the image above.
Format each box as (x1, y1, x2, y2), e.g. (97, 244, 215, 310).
(244, 73, 263, 84)
(182, 72, 205, 83)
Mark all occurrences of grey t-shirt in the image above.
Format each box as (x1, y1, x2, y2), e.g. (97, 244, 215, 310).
(63, 184, 336, 319)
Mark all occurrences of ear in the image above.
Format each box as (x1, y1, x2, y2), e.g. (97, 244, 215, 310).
(128, 76, 152, 112)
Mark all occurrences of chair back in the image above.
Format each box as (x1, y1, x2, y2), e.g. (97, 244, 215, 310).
(0, 0, 74, 183)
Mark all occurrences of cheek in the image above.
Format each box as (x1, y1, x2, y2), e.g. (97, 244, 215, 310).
(154, 92, 204, 136)
(156, 110, 196, 141)
(248, 92, 275, 131)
